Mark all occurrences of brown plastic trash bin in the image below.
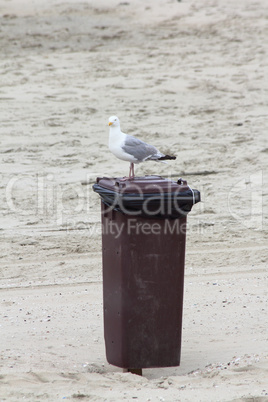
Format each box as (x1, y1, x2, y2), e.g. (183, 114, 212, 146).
(93, 175, 200, 370)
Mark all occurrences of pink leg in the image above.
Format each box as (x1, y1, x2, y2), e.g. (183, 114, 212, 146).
(120, 163, 135, 181)
(131, 163, 135, 178)
(129, 163, 135, 179)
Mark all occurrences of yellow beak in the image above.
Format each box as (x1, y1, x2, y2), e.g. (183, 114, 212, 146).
(108, 122, 113, 126)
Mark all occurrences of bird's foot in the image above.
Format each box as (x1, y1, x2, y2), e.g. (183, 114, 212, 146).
(119, 176, 129, 181)
(118, 175, 135, 181)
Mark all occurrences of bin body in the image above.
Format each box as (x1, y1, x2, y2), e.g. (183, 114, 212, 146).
(101, 210, 186, 369)
(93, 176, 200, 369)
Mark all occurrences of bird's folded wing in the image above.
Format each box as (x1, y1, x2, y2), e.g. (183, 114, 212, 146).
(122, 135, 163, 161)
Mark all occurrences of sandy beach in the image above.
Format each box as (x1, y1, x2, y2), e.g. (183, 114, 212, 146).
(0, 0, 267, 400)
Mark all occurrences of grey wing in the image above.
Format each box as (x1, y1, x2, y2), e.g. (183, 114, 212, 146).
(122, 135, 163, 162)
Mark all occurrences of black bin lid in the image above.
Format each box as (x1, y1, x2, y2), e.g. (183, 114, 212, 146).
(93, 175, 200, 219)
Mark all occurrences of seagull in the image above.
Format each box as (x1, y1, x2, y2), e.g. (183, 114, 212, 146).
(108, 115, 176, 178)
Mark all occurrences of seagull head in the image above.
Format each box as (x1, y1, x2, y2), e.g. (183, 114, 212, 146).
(108, 116, 120, 127)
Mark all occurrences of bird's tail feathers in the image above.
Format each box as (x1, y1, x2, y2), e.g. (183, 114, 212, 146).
(158, 155, 176, 161)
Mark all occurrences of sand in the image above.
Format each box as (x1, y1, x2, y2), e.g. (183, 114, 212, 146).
(0, 0, 267, 400)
